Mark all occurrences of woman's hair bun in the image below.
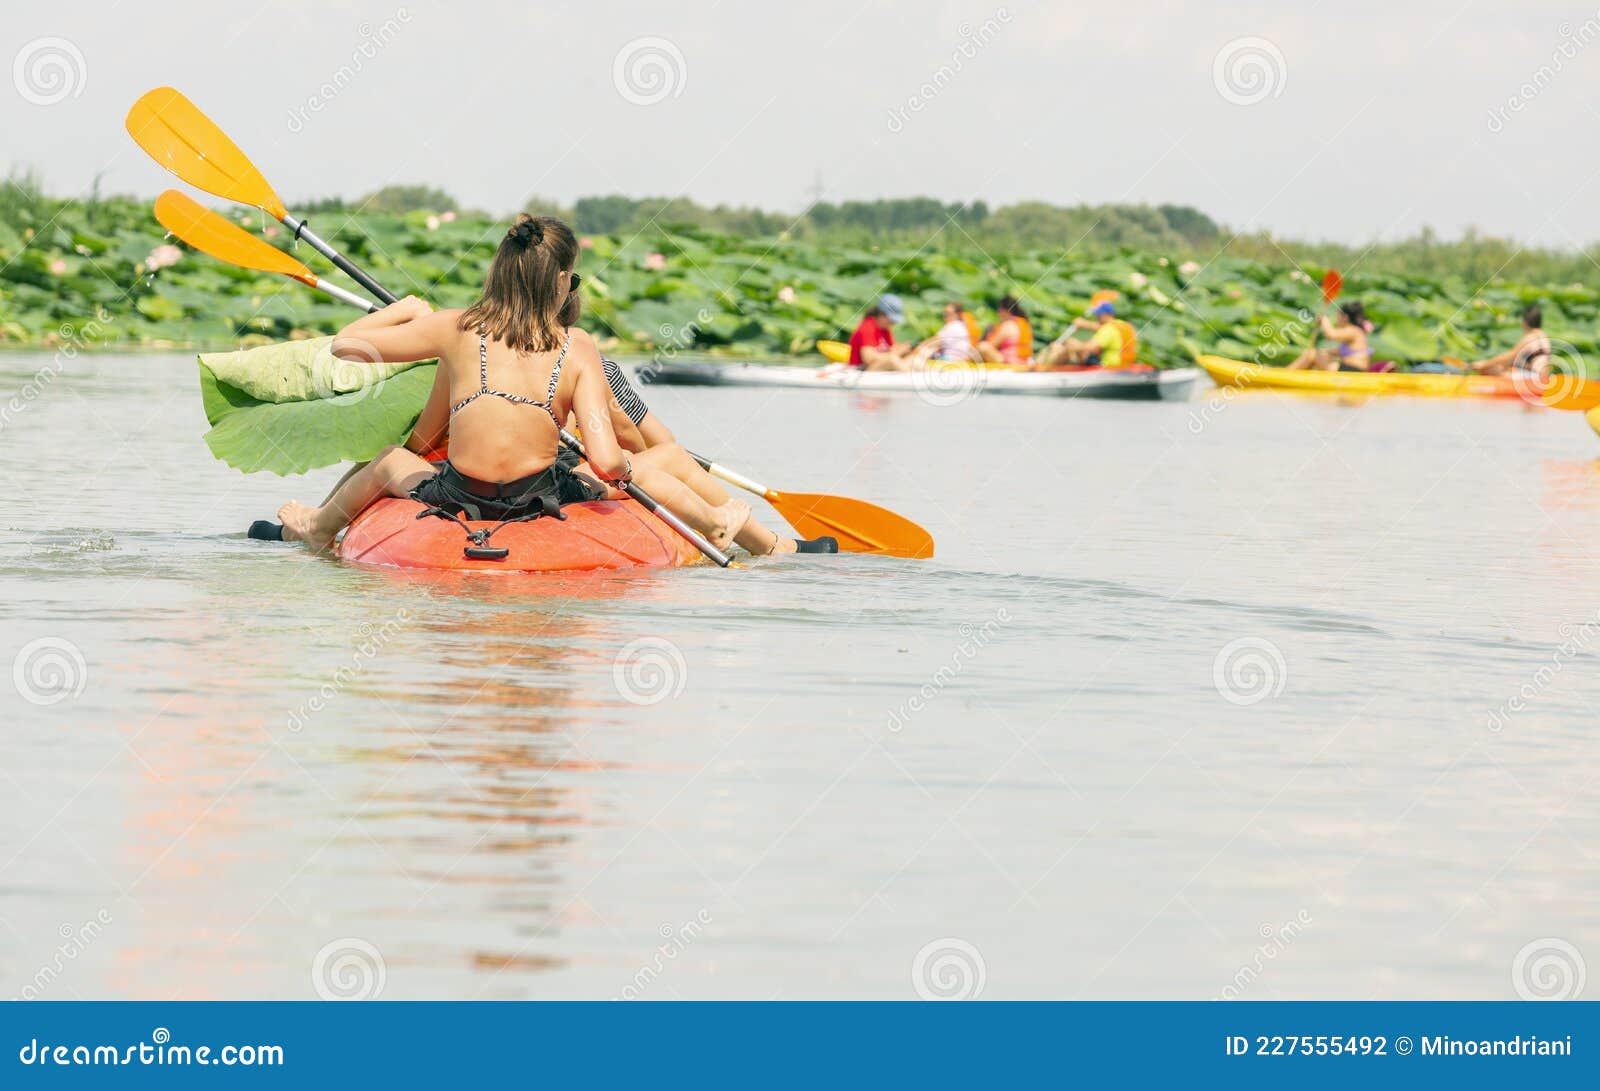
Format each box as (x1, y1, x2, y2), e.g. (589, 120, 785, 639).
(510, 218, 545, 247)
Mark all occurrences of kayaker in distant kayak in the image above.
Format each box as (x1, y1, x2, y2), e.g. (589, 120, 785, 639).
(976, 296, 1033, 365)
(1037, 301, 1137, 369)
(276, 215, 754, 552)
(847, 294, 915, 371)
(911, 301, 977, 362)
(1465, 305, 1552, 380)
(1287, 302, 1373, 371)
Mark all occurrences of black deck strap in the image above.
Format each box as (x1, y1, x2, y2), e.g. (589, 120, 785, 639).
(414, 494, 566, 560)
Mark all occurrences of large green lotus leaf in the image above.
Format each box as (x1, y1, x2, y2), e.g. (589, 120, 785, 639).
(198, 361, 436, 475)
(199, 336, 431, 403)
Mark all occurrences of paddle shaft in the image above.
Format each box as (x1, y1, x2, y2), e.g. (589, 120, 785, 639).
(282, 213, 398, 306)
(690, 453, 771, 499)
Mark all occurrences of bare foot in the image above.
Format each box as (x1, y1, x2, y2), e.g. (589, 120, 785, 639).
(707, 499, 751, 551)
(277, 501, 336, 552)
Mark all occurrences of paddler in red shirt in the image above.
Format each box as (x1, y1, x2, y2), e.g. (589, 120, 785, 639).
(847, 294, 915, 371)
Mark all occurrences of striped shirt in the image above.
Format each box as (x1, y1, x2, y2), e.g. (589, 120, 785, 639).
(602, 358, 650, 425)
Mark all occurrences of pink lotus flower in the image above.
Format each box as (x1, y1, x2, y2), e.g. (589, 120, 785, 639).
(644, 252, 666, 271)
(440, 210, 457, 223)
(264, 224, 280, 239)
(1179, 260, 1200, 277)
(580, 237, 595, 249)
(1227, 288, 1243, 299)
(425, 215, 440, 231)
(1128, 272, 1148, 289)
(777, 285, 796, 304)
(146, 244, 182, 271)
(48, 258, 67, 276)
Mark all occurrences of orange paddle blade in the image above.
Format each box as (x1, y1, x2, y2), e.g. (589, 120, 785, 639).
(1321, 269, 1343, 305)
(768, 492, 934, 558)
(154, 190, 313, 284)
(1089, 289, 1121, 306)
(1541, 373, 1600, 411)
(127, 87, 287, 220)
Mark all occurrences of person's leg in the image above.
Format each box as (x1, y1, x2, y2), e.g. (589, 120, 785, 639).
(280, 445, 435, 550)
(1311, 349, 1339, 371)
(585, 459, 751, 552)
(632, 443, 795, 554)
(1286, 348, 1318, 370)
(976, 342, 1003, 364)
(861, 345, 911, 372)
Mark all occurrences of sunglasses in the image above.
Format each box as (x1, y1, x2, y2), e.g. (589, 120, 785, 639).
(567, 271, 582, 294)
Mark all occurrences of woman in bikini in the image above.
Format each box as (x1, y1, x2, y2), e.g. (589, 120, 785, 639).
(976, 297, 1032, 365)
(1287, 301, 1373, 371)
(1467, 305, 1552, 380)
(276, 215, 754, 552)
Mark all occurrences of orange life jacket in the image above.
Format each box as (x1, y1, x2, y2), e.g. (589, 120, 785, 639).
(1111, 319, 1138, 365)
(1016, 316, 1034, 361)
(961, 311, 982, 348)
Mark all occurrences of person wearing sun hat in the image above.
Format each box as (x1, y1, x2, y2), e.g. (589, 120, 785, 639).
(1040, 293, 1138, 369)
(846, 293, 915, 371)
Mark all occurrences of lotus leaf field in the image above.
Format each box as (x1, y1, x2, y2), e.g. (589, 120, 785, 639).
(4, 193, 1596, 373)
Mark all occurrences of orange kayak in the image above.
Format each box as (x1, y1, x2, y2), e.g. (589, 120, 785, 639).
(338, 497, 702, 573)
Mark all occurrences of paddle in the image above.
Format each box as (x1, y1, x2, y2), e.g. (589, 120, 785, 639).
(1305, 269, 1343, 347)
(689, 455, 934, 558)
(1540, 375, 1600, 411)
(127, 87, 398, 305)
(152, 192, 734, 568)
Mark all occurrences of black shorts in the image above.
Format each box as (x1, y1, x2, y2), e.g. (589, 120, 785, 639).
(409, 460, 606, 522)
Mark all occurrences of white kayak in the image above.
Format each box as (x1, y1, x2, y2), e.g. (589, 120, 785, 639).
(641, 360, 1200, 400)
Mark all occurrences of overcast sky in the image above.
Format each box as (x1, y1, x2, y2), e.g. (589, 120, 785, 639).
(9, 0, 1600, 247)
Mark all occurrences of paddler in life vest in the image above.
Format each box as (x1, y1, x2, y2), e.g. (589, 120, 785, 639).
(976, 296, 1033, 365)
(1286, 301, 1373, 371)
(1465, 305, 1552, 380)
(1039, 300, 1137, 368)
(912, 301, 979, 362)
(847, 294, 915, 371)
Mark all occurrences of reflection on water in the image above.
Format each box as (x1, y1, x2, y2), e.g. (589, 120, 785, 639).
(2, 354, 1598, 1000)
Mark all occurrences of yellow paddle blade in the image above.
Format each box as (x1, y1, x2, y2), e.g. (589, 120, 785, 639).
(154, 190, 313, 284)
(127, 87, 287, 220)
(769, 492, 934, 558)
(1542, 373, 1600, 411)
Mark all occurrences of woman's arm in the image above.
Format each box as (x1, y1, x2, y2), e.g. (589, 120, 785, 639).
(566, 336, 630, 481)
(405, 364, 450, 454)
(637, 412, 676, 448)
(332, 297, 448, 363)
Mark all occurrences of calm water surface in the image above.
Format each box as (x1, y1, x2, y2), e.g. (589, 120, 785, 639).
(2, 352, 1597, 1000)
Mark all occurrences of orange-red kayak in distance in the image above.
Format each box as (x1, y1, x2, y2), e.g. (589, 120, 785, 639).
(338, 497, 703, 573)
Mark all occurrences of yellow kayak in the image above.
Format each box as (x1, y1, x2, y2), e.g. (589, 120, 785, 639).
(1198, 355, 1530, 400)
(1587, 407, 1600, 438)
